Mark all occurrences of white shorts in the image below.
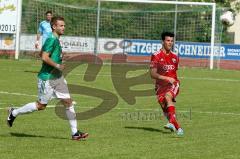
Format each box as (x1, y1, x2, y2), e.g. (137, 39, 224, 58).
(38, 76, 71, 104)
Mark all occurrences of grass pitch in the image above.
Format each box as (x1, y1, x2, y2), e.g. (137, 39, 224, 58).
(0, 59, 240, 159)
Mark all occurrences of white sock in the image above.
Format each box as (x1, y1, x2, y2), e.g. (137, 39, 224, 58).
(12, 102, 38, 117)
(65, 105, 78, 135)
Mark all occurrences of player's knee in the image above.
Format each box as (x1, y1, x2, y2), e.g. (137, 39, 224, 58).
(165, 93, 173, 103)
(61, 99, 72, 107)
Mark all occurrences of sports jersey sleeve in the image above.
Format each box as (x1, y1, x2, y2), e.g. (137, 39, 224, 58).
(150, 54, 159, 69)
(42, 38, 55, 54)
(38, 22, 43, 34)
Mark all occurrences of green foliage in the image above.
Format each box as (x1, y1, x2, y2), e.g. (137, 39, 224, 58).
(21, 0, 234, 43)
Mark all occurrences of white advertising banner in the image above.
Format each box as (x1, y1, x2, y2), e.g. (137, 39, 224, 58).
(98, 38, 124, 54)
(60, 36, 95, 53)
(0, 34, 125, 54)
(20, 34, 35, 51)
(19, 35, 96, 53)
(0, 0, 18, 33)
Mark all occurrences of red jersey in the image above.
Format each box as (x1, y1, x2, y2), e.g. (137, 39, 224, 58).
(150, 49, 179, 86)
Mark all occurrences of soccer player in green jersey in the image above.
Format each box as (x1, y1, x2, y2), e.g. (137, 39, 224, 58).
(7, 16, 88, 141)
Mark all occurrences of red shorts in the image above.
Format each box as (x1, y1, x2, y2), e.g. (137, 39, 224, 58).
(155, 81, 180, 104)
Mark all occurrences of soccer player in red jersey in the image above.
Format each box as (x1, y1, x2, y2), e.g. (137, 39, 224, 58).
(150, 32, 183, 136)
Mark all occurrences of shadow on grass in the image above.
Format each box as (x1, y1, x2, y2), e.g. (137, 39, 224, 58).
(124, 126, 171, 134)
(24, 70, 39, 74)
(10, 132, 45, 138)
(10, 132, 68, 140)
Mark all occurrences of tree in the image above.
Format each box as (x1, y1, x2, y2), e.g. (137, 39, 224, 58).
(215, 0, 240, 12)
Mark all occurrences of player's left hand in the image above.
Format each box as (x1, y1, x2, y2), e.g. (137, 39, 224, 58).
(56, 64, 65, 71)
(35, 41, 40, 49)
(166, 77, 176, 84)
(59, 64, 65, 71)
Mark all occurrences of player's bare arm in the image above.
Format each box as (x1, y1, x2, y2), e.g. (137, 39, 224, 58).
(35, 33, 41, 49)
(150, 67, 176, 84)
(41, 52, 64, 70)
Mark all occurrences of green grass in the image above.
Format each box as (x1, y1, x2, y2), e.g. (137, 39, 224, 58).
(0, 59, 240, 159)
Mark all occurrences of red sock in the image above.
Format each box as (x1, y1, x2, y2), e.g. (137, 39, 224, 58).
(167, 106, 180, 130)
